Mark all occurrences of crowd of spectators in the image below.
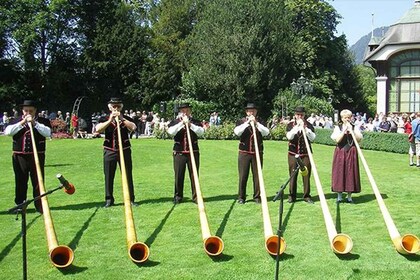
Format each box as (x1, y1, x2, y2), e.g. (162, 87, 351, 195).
(1, 106, 417, 140)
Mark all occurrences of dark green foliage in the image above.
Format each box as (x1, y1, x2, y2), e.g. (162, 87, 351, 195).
(0, 0, 373, 117)
(269, 124, 287, 141)
(203, 122, 237, 140)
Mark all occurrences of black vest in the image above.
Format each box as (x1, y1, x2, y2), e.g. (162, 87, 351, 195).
(11, 117, 51, 154)
(168, 118, 202, 153)
(236, 118, 264, 154)
(99, 115, 133, 151)
(286, 120, 314, 156)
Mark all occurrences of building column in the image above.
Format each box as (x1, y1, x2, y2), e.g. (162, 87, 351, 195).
(376, 76, 388, 114)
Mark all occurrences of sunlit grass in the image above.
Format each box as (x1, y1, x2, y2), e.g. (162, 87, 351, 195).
(0, 136, 418, 279)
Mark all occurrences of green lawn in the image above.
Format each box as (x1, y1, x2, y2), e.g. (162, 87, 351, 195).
(0, 136, 419, 279)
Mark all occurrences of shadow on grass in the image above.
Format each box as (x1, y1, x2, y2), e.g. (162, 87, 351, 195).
(60, 207, 100, 275)
(336, 253, 360, 260)
(400, 253, 420, 261)
(49, 202, 104, 211)
(68, 207, 99, 250)
(210, 253, 234, 262)
(215, 199, 236, 238)
(0, 215, 41, 263)
(311, 193, 388, 204)
(203, 194, 237, 203)
(45, 163, 74, 167)
(135, 260, 160, 267)
(270, 252, 295, 261)
(145, 204, 176, 248)
(335, 201, 342, 233)
(59, 265, 88, 275)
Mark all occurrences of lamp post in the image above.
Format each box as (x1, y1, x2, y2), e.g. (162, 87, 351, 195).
(327, 95, 339, 123)
(290, 73, 313, 102)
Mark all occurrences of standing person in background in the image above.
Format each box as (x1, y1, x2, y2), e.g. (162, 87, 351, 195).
(71, 112, 78, 139)
(4, 100, 51, 213)
(233, 102, 269, 204)
(96, 97, 138, 207)
(65, 112, 71, 133)
(330, 109, 363, 203)
(3, 112, 10, 129)
(286, 107, 316, 204)
(403, 114, 416, 166)
(167, 103, 204, 204)
(411, 112, 420, 167)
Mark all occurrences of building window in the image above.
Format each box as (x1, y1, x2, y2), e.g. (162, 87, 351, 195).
(389, 50, 420, 112)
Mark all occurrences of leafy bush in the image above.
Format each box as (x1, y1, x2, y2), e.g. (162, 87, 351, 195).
(155, 123, 410, 155)
(204, 122, 237, 140)
(268, 124, 287, 140)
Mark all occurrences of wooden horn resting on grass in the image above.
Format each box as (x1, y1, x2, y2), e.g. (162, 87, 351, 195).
(300, 124, 353, 254)
(250, 121, 285, 255)
(348, 128, 420, 255)
(184, 120, 224, 256)
(27, 122, 74, 268)
(115, 116, 150, 263)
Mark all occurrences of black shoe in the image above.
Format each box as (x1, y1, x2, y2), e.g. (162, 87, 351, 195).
(346, 198, 354, 204)
(131, 201, 139, 207)
(287, 197, 295, 203)
(336, 199, 343, 204)
(103, 201, 114, 208)
(173, 197, 182, 204)
(254, 198, 261, 204)
(237, 199, 245, 204)
(304, 198, 314, 204)
(409, 163, 415, 166)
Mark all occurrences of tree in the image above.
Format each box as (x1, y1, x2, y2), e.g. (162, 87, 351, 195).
(144, 0, 199, 107)
(286, 0, 369, 114)
(184, 0, 294, 120)
(81, 1, 150, 108)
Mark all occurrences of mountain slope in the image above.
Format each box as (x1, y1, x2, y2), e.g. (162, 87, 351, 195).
(349, 26, 389, 64)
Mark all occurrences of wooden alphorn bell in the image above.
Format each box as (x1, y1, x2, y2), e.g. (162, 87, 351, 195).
(184, 119, 224, 256)
(250, 121, 286, 255)
(300, 124, 353, 254)
(348, 126, 419, 254)
(115, 115, 150, 262)
(27, 122, 74, 267)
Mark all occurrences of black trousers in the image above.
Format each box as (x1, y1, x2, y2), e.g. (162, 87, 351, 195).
(103, 149, 135, 203)
(288, 154, 312, 200)
(12, 153, 44, 210)
(173, 152, 199, 201)
(237, 152, 262, 200)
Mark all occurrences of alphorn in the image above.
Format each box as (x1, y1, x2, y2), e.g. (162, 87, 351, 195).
(300, 125, 353, 254)
(250, 121, 285, 255)
(115, 116, 150, 263)
(27, 122, 74, 268)
(184, 120, 224, 256)
(348, 128, 420, 254)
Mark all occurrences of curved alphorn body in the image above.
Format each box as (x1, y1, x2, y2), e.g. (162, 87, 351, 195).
(250, 122, 285, 255)
(115, 116, 150, 263)
(184, 122, 224, 256)
(28, 122, 74, 268)
(348, 129, 419, 254)
(300, 126, 353, 254)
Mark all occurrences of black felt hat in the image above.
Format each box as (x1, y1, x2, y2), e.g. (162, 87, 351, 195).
(245, 102, 258, 109)
(20, 100, 37, 107)
(108, 97, 123, 104)
(295, 106, 306, 113)
(178, 103, 191, 109)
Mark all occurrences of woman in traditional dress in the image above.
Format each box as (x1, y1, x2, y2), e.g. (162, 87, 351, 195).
(331, 109, 363, 203)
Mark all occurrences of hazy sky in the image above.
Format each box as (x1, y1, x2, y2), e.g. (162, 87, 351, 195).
(329, 0, 415, 46)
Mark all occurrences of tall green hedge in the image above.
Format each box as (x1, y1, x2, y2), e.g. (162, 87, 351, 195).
(313, 128, 410, 154)
(154, 124, 410, 154)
